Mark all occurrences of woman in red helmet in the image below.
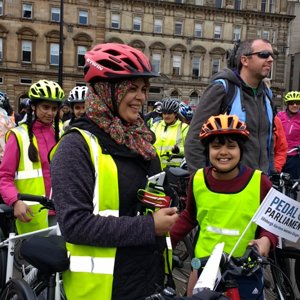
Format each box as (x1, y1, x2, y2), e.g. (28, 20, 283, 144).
(170, 114, 278, 299)
(50, 43, 178, 300)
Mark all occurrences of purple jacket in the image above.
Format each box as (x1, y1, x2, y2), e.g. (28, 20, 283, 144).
(277, 110, 300, 155)
(0, 120, 56, 206)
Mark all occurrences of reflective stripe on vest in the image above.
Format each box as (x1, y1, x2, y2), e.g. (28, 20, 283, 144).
(6, 124, 47, 234)
(69, 256, 115, 274)
(56, 128, 119, 300)
(193, 169, 261, 258)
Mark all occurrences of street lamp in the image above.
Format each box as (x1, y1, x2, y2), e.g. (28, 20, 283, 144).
(58, 0, 64, 88)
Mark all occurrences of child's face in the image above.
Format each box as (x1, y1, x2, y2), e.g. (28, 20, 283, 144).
(209, 137, 241, 173)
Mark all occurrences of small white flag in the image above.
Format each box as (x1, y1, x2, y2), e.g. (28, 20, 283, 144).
(252, 187, 300, 242)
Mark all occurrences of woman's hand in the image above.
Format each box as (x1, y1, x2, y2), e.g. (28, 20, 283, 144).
(13, 200, 34, 223)
(248, 236, 271, 256)
(153, 207, 179, 236)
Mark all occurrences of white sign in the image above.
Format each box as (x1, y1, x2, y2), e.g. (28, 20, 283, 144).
(252, 188, 300, 242)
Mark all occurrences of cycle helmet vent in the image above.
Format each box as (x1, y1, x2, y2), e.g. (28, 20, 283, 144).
(200, 114, 249, 140)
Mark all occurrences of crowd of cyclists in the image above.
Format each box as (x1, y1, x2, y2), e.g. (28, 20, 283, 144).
(0, 38, 299, 300)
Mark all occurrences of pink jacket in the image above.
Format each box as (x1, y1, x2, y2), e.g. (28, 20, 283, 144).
(277, 110, 300, 156)
(0, 120, 56, 206)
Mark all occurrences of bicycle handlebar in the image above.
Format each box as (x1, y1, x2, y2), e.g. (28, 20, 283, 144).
(17, 193, 55, 211)
(146, 246, 266, 299)
(287, 145, 300, 155)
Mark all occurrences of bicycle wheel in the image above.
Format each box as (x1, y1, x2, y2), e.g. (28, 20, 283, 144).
(172, 234, 194, 296)
(264, 260, 296, 300)
(293, 258, 300, 295)
(0, 278, 37, 300)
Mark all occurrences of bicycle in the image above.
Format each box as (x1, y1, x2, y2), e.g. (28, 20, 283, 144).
(0, 194, 68, 300)
(138, 168, 195, 296)
(265, 172, 300, 300)
(146, 244, 270, 300)
(164, 165, 198, 296)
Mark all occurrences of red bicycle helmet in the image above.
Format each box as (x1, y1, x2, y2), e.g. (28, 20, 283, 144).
(200, 114, 250, 140)
(84, 43, 159, 83)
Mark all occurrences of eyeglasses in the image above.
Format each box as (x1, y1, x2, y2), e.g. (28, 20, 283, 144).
(244, 51, 275, 59)
(288, 101, 300, 105)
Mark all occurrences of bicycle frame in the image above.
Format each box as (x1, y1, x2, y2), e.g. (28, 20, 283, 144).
(0, 225, 57, 283)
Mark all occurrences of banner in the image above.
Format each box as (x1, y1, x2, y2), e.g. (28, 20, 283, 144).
(252, 188, 300, 242)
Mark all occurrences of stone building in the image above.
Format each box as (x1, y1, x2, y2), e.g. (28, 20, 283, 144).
(286, 0, 300, 93)
(0, 0, 295, 112)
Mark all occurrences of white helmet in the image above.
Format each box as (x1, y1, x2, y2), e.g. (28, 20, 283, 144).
(68, 86, 88, 103)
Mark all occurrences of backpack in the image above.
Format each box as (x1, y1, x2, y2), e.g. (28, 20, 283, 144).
(214, 79, 274, 117)
(214, 79, 274, 174)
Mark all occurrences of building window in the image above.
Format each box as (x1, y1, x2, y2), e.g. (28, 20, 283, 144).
(234, 0, 241, 10)
(195, 0, 203, 5)
(175, 0, 185, 3)
(79, 10, 88, 25)
(133, 16, 142, 31)
(0, 1, 3, 16)
(271, 31, 276, 43)
(214, 25, 222, 39)
(0, 38, 3, 61)
(22, 3, 32, 19)
(111, 13, 120, 29)
(154, 19, 162, 34)
(77, 46, 87, 67)
(261, 0, 275, 12)
(233, 26, 241, 41)
(172, 55, 182, 76)
(20, 78, 32, 84)
(262, 30, 269, 40)
(51, 7, 60, 22)
(215, 0, 222, 8)
(194, 23, 202, 38)
(192, 57, 201, 78)
(22, 40, 32, 62)
(269, 0, 275, 12)
(212, 58, 220, 75)
(50, 43, 59, 65)
(190, 91, 200, 107)
(152, 53, 161, 73)
(175, 21, 183, 35)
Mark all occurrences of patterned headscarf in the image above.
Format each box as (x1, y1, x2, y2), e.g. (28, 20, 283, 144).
(86, 80, 156, 160)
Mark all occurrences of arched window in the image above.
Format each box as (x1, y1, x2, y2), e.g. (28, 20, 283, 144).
(45, 30, 63, 66)
(72, 33, 93, 67)
(150, 42, 166, 74)
(16, 27, 38, 64)
(190, 91, 200, 107)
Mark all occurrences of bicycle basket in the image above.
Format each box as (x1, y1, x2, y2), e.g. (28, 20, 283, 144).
(20, 235, 69, 273)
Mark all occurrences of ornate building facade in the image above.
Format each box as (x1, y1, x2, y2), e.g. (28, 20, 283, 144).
(0, 0, 295, 111)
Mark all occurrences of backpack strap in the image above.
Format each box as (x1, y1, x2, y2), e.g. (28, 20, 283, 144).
(214, 79, 237, 114)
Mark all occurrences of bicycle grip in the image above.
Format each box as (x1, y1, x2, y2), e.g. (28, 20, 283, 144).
(17, 193, 54, 210)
